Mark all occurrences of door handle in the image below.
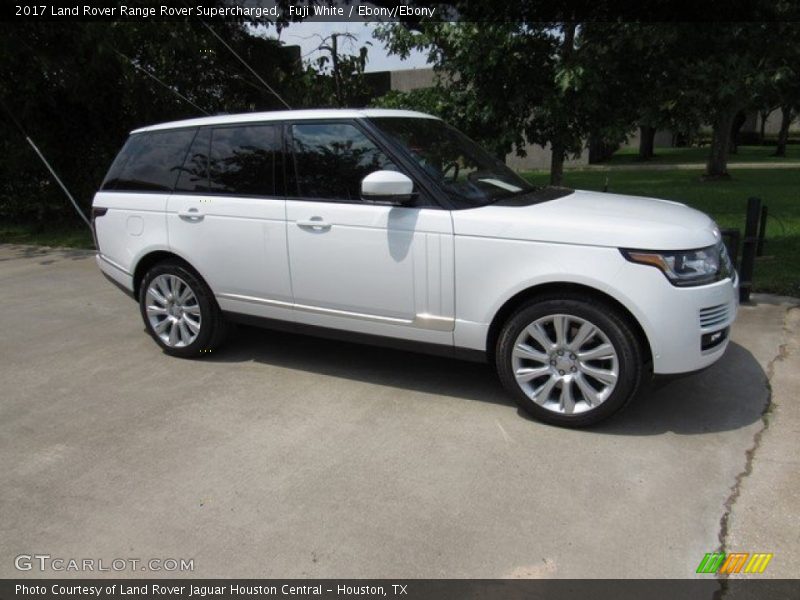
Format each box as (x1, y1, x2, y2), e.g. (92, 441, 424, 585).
(296, 217, 331, 231)
(178, 207, 204, 221)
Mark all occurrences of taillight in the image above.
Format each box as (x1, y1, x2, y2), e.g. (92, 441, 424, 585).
(91, 207, 107, 248)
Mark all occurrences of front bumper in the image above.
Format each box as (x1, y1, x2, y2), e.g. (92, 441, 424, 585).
(619, 265, 739, 375)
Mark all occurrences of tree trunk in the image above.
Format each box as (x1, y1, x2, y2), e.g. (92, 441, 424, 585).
(774, 105, 792, 157)
(588, 135, 615, 164)
(548, 22, 576, 187)
(758, 110, 768, 144)
(705, 108, 737, 179)
(729, 110, 747, 155)
(638, 125, 656, 160)
(550, 141, 565, 186)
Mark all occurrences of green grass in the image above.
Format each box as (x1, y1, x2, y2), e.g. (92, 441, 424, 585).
(0, 223, 94, 249)
(522, 168, 800, 297)
(607, 144, 800, 166)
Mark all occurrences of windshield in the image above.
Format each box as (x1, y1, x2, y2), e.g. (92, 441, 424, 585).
(369, 117, 535, 207)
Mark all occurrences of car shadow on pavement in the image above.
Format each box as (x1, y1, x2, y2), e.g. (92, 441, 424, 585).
(591, 342, 768, 436)
(210, 326, 767, 436)
(209, 324, 511, 405)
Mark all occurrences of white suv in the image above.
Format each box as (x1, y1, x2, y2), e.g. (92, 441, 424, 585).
(93, 109, 738, 426)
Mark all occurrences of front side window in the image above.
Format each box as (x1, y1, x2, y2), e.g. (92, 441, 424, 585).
(370, 117, 535, 207)
(175, 124, 281, 197)
(290, 122, 397, 201)
(102, 129, 196, 192)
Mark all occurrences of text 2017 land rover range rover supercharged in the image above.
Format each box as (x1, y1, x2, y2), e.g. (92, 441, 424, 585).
(93, 109, 738, 427)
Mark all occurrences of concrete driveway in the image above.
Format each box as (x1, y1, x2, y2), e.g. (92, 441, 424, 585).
(0, 244, 797, 579)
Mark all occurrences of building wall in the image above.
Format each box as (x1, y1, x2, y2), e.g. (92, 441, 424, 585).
(749, 108, 800, 135)
(621, 128, 675, 151)
(390, 69, 437, 92)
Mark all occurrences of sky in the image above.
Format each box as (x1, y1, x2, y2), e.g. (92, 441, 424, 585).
(261, 20, 430, 73)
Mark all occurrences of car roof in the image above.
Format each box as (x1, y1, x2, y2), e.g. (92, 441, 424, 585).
(131, 108, 439, 134)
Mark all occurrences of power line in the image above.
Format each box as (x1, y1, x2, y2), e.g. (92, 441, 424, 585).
(113, 49, 210, 116)
(0, 97, 92, 230)
(26, 136, 92, 229)
(194, 16, 292, 109)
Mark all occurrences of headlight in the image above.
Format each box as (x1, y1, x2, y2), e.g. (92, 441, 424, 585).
(621, 242, 732, 287)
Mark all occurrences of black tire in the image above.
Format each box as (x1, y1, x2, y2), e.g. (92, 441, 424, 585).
(138, 260, 227, 358)
(495, 294, 644, 427)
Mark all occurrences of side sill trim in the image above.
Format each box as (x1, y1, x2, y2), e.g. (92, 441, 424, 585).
(98, 253, 132, 276)
(223, 311, 486, 363)
(217, 292, 455, 332)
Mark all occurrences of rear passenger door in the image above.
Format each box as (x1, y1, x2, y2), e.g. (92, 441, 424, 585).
(167, 123, 293, 321)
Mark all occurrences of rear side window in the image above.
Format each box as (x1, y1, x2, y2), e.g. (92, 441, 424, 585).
(102, 129, 196, 192)
(175, 124, 281, 197)
(175, 128, 210, 193)
(289, 122, 396, 201)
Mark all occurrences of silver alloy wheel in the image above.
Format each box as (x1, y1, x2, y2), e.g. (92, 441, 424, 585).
(511, 314, 619, 415)
(145, 274, 202, 348)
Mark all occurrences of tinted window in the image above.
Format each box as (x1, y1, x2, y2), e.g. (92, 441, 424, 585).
(101, 137, 136, 190)
(174, 124, 280, 197)
(290, 122, 396, 201)
(103, 129, 196, 192)
(174, 128, 210, 193)
(371, 117, 534, 208)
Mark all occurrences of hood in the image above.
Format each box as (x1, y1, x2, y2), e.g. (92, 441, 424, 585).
(452, 189, 720, 250)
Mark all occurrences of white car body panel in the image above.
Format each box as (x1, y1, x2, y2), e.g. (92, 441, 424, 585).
(93, 192, 168, 275)
(93, 108, 738, 381)
(166, 193, 295, 323)
(453, 190, 719, 250)
(285, 200, 455, 346)
(451, 233, 737, 374)
(132, 109, 439, 134)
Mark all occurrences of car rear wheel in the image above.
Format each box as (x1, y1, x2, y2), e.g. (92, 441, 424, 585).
(139, 261, 227, 358)
(496, 295, 644, 427)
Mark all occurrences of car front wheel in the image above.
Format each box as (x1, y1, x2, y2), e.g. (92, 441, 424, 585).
(496, 295, 644, 427)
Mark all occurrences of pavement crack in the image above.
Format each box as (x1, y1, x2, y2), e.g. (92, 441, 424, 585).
(713, 305, 797, 600)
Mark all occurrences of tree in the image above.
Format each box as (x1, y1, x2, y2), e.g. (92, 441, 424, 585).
(379, 0, 800, 179)
(591, 21, 794, 177)
(767, 23, 800, 156)
(375, 22, 552, 163)
(289, 32, 373, 108)
(670, 22, 794, 178)
(599, 24, 704, 161)
(375, 22, 640, 185)
(0, 17, 300, 225)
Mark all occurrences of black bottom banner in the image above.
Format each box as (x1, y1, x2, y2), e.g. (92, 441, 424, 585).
(1, 580, 798, 600)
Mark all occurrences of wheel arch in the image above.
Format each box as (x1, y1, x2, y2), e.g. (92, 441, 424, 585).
(132, 250, 208, 300)
(486, 282, 654, 368)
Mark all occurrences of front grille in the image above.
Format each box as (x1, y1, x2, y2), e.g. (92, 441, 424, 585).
(699, 304, 730, 329)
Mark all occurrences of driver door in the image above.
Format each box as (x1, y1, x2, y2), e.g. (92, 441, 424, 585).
(285, 120, 455, 345)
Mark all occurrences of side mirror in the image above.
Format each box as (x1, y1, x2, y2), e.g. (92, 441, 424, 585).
(360, 170, 416, 206)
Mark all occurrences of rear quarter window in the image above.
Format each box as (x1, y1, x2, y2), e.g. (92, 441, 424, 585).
(102, 129, 196, 192)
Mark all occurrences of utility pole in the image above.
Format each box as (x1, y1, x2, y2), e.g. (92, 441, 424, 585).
(319, 32, 358, 107)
